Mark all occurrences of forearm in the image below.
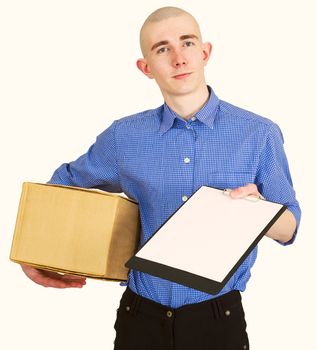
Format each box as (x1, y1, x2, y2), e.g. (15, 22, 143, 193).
(265, 209, 297, 244)
(230, 185, 298, 244)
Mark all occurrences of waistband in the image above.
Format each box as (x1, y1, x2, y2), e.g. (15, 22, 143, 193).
(118, 288, 242, 320)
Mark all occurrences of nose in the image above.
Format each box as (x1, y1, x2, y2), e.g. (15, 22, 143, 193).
(171, 50, 187, 68)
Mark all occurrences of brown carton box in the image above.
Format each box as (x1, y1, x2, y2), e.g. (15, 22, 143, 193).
(10, 182, 140, 281)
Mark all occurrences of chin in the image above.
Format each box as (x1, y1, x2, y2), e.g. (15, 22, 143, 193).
(158, 74, 204, 97)
(169, 83, 198, 96)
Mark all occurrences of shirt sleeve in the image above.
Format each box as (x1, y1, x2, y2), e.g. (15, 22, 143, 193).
(48, 121, 122, 193)
(255, 123, 301, 245)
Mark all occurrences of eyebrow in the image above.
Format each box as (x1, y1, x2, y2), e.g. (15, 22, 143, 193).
(151, 34, 199, 51)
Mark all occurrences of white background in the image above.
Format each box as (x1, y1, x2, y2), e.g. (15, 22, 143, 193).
(0, 0, 316, 349)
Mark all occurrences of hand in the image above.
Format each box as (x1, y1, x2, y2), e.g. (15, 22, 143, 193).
(228, 183, 296, 243)
(20, 264, 86, 288)
(229, 183, 262, 200)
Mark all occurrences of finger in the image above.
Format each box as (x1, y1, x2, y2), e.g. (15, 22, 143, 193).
(41, 273, 86, 288)
(60, 274, 87, 281)
(24, 267, 86, 288)
(44, 270, 86, 281)
(38, 276, 86, 288)
(230, 184, 260, 199)
(46, 279, 86, 288)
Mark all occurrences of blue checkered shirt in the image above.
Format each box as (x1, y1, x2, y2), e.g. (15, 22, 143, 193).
(49, 86, 301, 308)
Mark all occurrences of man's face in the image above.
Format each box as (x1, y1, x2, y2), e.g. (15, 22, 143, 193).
(137, 14, 211, 98)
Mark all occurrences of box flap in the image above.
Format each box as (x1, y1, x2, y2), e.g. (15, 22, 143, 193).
(31, 182, 138, 204)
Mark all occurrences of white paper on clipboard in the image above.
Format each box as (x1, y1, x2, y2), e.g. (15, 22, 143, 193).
(126, 186, 286, 294)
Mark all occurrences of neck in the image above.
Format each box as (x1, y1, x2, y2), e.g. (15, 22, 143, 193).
(163, 85, 210, 121)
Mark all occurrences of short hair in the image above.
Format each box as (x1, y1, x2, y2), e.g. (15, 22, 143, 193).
(140, 7, 202, 56)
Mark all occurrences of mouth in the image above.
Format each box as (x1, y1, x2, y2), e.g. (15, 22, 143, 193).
(172, 72, 192, 80)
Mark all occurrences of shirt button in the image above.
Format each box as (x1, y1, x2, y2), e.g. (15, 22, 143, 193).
(184, 157, 190, 164)
(125, 306, 130, 312)
(225, 310, 231, 316)
(191, 116, 197, 121)
(182, 195, 188, 202)
(166, 310, 173, 318)
(186, 124, 191, 129)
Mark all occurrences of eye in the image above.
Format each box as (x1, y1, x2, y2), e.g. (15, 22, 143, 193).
(157, 47, 169, 54)
(183, 41, 195, 47)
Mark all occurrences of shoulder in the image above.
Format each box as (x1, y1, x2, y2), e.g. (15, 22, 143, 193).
(218, 99, 284, 143)
(113, 106, 163, 131)
(218, 99, 278, 129)
(96, 106, 163, 143)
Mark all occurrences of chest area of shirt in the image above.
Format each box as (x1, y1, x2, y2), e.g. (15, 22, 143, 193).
(117, 127, 259, 192)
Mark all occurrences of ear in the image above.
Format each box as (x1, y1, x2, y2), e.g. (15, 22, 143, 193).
(136, 58, 154, 79)
(202, 42, 212, 66)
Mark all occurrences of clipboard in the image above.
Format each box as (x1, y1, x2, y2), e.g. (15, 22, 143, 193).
(126, 186, 286, 295)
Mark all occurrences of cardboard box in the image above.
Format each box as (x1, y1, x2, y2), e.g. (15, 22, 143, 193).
(10, 182, 140, 281)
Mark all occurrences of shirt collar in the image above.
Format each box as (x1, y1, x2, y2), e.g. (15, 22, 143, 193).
(159, 86, 219, 135)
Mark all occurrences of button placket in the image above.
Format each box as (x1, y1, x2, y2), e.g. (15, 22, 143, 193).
(180, 122, 195, 205)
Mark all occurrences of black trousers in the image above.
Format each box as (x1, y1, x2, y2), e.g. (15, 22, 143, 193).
(113, 288, 249, 350)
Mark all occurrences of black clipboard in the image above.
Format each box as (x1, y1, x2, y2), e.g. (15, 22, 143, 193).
(126, 186, 286, 295)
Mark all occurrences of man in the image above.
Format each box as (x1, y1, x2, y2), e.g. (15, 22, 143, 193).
(21, 6, 301, 349)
